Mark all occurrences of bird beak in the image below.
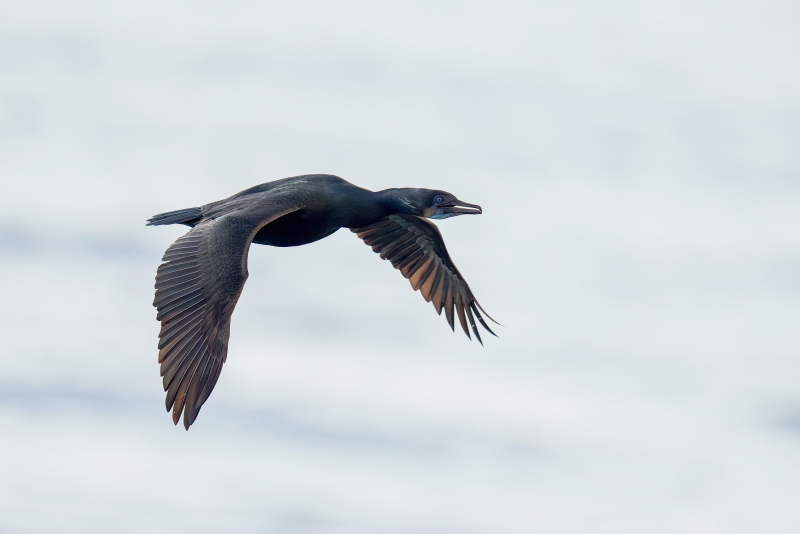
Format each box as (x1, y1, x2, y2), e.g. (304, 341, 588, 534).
(439, 199, 482, 216)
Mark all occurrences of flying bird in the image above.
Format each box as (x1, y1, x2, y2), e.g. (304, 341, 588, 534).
(148, 174, 497, 429)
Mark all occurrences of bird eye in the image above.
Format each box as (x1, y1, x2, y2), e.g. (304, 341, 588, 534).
(434, 195, 444, 204)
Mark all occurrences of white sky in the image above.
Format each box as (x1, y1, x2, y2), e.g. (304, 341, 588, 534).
(1, 1, 799, 533)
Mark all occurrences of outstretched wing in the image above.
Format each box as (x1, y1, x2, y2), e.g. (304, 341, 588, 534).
(352, 214, 497, 343)
(153, 198, 302, 429)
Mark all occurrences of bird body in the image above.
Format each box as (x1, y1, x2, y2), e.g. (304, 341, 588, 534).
(148, 174, 496, 429)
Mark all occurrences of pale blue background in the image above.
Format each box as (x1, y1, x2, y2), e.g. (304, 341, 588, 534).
(1, 1, 799, 533)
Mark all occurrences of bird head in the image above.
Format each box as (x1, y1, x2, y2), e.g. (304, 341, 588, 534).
(389, 188, 482, 219)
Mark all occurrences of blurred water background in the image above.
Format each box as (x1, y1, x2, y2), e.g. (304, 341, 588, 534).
(1, 1, 799, 533)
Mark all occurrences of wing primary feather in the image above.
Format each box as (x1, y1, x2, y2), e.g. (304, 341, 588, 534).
(354, 225, 393, 239)
(171, 347, 207, 427)
(163, 245, 199, 261)
(189, 354, 217, 416)
(163, 236, 203, 249)
(155, 267, 198, 283)
(183, 340, 216, 428)
(171, 234, 203, 244)
(354, 219, 395, 234)
(368, 232, 408, 251)
(443, 279, 455, 331)
(396, 248, 425, 274)
(167, 343, 206, 417)
(154, 287, 202, 309)
(156, 262, 198, 276)
(158, 325, 200, 361)
(474, 300, 502, 325)
(471, 303, 498, 337)
(155, 293, 204, 321)
(162, 332, 206, 392)
(409, 256, 434, 290)
(359, 224, 398, 238)
(431, 269, 445, 315)
(364, 228, 408, 245)
(159, 252, 199, 267)
(465, 301, 483, 345)
(155, 271, 201, 287)
(159, 323, 203, 363)
(419, 264, 439, 301)
(157, 261, 199, 277)
(379, 234, 416, 260)
(195, 358, 222, 415)
(154, 276, 200, 297)
(364, 227, 406, 245)
(162, 247, 200, 261)
(156, 281, 201, 302)
(158, 306, 205, 338)
(400, 252, 428, 278)
(389, 239, 419, 269)
(160, 300, 206, 325)
(412, 257, 437, 293)
(386, 239, 420, 265)
(454, 289, 470, 338)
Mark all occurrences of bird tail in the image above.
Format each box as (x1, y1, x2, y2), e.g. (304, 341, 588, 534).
(146, 207, 202, 226)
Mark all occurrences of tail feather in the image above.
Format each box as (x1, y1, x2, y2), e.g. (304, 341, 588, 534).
(146, 207, 202, 226)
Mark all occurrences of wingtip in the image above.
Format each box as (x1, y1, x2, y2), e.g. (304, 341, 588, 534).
(475, 301, 502, 326)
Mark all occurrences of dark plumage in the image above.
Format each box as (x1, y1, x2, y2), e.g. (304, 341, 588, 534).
(148, 174, 497, 429)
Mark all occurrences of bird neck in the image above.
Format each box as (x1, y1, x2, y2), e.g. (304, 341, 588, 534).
(329, 187, 418, 229)
(375, 188, 417, 216)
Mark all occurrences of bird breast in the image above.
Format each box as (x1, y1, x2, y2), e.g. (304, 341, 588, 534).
(251, 210, 339, 247)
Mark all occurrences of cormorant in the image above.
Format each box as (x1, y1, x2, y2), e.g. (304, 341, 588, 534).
(147, 174, 497, 429)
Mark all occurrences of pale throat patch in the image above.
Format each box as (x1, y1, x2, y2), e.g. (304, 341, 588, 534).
(429, 208, 456, 219)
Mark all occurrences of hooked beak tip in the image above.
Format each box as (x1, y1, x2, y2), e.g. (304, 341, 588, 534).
(457, 201, 482, 215)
